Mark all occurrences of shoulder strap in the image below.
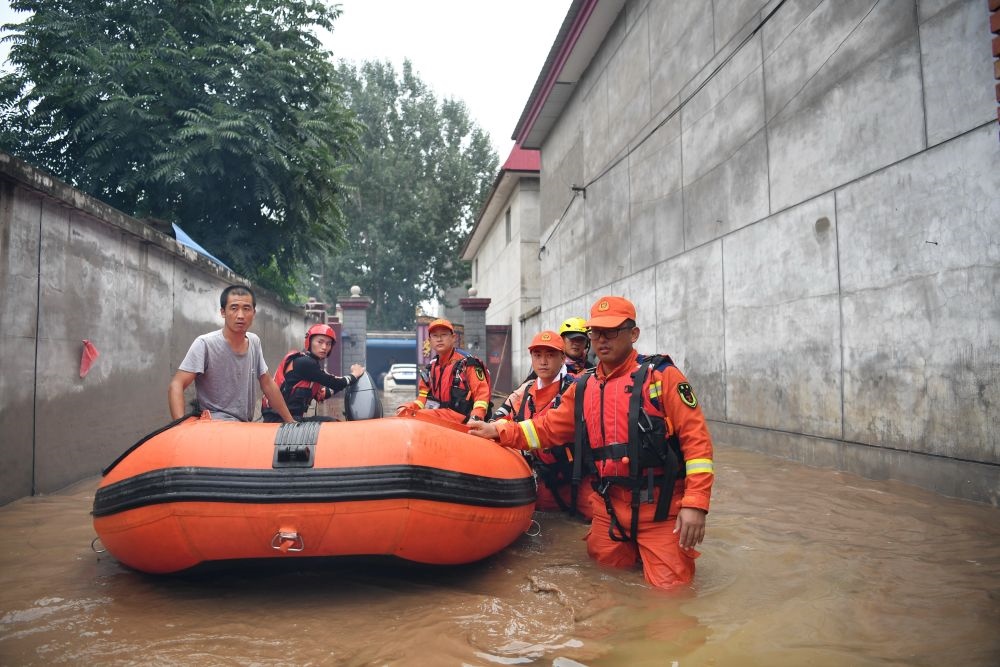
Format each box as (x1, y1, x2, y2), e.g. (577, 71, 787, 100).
(571, 370, 594, 485)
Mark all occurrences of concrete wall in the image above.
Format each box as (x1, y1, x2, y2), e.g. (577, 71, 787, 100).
(533, 0, 999, 503)
(0, 153, 305, 505)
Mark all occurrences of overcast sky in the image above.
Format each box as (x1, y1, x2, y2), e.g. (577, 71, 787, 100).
(0, 0, 572, 159)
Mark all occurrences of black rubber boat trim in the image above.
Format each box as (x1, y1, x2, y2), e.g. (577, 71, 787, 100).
(93, 465, 537, 517)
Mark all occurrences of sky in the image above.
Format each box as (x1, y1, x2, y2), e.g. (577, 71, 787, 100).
(0, 0, 572, 159)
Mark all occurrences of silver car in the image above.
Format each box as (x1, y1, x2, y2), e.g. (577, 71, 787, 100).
(383, 363, 418, 391)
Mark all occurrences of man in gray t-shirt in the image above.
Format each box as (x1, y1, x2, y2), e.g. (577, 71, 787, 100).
(168, 285, 293, 423)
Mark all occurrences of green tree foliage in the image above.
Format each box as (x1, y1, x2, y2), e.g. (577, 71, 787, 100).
(0, 0, 359, 297)
(320, 60, 498, 329)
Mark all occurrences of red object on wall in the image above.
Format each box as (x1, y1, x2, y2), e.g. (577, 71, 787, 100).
(80, 340, 100, 378)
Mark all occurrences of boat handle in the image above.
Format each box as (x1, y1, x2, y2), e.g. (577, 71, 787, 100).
(271, 530, 305, 553)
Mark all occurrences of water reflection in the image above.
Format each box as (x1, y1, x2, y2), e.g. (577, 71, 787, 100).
(0, 394, 998, 666)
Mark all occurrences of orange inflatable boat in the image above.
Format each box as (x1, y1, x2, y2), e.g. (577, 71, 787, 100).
(92, 413, 536, 574)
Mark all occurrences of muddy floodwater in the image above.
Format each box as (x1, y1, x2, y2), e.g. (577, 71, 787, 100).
(1, 390, 998, 666)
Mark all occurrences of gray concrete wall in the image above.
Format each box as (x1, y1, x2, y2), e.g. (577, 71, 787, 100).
(0, 153, 304, 505)
(534, 0, 999, 503)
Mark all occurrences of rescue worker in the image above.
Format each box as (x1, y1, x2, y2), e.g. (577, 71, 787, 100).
(496, 316, 593, 418)
(469, 296, 715, 589)
(494, 330, 594, 519)
(396, 318, 491, 423)
(559, 316, 593, 375)
(261, 323, 365, 422)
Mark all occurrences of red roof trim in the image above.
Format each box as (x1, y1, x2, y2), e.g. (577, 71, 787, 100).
(502, 143, 540, 172)
(514, 0, 598, 145)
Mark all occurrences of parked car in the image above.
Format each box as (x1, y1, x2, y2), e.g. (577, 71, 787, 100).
(383, 363, 418, 392)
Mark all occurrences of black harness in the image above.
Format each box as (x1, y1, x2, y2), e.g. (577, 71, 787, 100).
(425, 353, 488, 421)
(572, 355, 684, 543)
(516, 375, 579, 515)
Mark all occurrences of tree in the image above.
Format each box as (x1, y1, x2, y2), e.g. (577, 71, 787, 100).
(0, 0, 359, 297)
(320, 60, 498, 329)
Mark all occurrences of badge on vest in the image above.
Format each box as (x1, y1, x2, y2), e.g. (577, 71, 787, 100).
(677, 382, 698, 408)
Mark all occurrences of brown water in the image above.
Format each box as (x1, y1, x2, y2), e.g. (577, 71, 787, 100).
(1, 390, 998, 666)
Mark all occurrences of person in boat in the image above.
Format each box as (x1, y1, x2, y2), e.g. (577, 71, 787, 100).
(468, 296, 715, 590)
(168, 284, 294, 423)
(396, 318, 491, 423)
(494, 330, 595, 519)
(558, 316, 594, 375)
(261, 323, 365, 422)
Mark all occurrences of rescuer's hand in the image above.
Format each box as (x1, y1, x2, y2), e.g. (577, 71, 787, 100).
(674, 507, 707, 550)
(466, 420, 499, 441)
(395, 402, 420, 416)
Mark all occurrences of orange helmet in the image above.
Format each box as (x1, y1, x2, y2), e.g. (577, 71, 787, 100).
(304, 323, 336, 349)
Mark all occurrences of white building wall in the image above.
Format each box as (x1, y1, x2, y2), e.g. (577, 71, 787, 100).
(473, 178, 542, 384)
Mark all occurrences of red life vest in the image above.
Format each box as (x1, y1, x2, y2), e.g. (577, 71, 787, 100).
(426, 351, 488, 417)
(572, 355, 683, 539)
(261, 350, 326, 410)
(514, 374, 574, 466)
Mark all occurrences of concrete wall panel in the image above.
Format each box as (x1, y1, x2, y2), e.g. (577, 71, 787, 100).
(684, 130, 770, 248)
(919, 0, 997, 146)
(628, 108, 684, 271)
(714, 0, 769, 51)
(0, 182, 40, 501)
(582, 71, 611, 181)
(682, 36, 765, 186)
(606, 8, 651, 151)
(837, 125, 1000, 462)
(655, 241, 726, 420)
(724, 194, 842, 436)
(767, 2, 925, 212)
(648, 0, 714, 114)
(584, 160, 631, 287)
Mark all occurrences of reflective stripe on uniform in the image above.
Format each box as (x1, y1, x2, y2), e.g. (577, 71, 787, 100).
(518, 420, 541, 450)
(473, 400, 490, 410)
(648, 380, 662, 401)
(686, 458, 714, 475)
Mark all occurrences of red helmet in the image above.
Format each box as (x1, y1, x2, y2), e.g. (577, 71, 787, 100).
(304, 323, 336, 349)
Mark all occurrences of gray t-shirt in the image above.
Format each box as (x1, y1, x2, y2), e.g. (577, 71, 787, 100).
(178, 330, 268, 422)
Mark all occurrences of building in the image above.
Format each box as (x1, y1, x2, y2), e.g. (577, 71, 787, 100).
(461, 144, 541, 383)
(464, 0, 999, 503)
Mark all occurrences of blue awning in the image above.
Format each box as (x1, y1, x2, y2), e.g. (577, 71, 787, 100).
(172, 223, 232, 271)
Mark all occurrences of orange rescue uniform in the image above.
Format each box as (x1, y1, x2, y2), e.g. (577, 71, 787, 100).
(491, 349, 714, 588)
(415, 349, 491, 422)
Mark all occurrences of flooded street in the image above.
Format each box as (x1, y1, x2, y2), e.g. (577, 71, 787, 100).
(1, 389, 998, 666)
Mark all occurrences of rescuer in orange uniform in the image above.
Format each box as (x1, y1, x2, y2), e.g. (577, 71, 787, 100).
(396, 318, 492, 423)
(494, 330, 594, 519)
(469, 296, 715, 589)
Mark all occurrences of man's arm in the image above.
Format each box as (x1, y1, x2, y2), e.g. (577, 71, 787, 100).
(260, 373, 295, 423)
(168, 370, 197, 419)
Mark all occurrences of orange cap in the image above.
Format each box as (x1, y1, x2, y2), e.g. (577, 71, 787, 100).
(528, 330, 563, 353)
(585, 296, 636, 329)
(428, 318, 454, 333)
